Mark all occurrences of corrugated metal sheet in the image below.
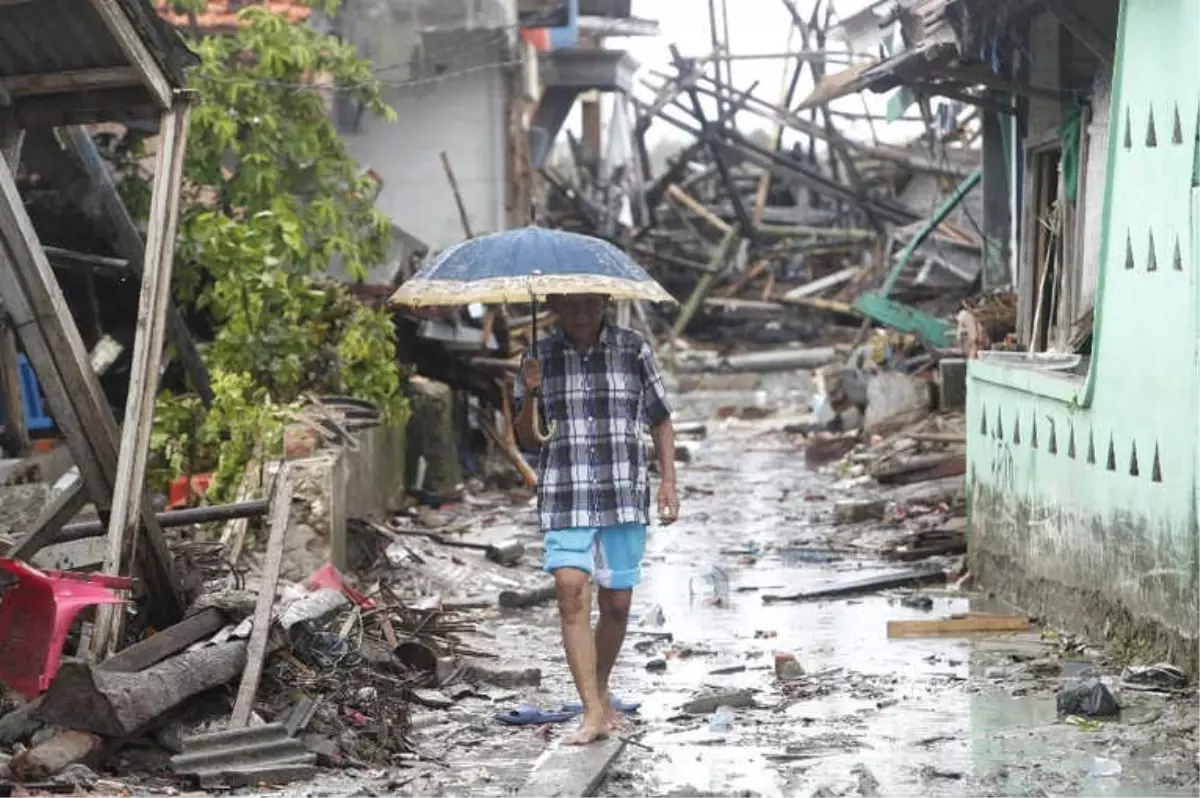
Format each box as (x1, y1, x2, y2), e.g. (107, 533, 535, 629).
(0, 0, 194, 87)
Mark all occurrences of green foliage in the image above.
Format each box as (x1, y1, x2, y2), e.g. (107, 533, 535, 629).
(147, 2, 408, 500)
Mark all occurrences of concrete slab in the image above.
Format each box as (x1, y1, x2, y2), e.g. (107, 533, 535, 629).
(518, 738, 626, 797)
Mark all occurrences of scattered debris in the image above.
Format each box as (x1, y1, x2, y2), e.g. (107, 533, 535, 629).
(1057, 679, 1121, 719)
(763, 567, 945, 604)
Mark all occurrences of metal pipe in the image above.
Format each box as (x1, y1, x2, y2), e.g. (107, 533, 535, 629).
(53, 499, 270, 544)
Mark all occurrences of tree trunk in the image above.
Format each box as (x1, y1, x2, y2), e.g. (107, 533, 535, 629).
(36, 641, 247, 737)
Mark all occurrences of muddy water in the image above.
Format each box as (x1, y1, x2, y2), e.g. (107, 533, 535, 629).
(592, 390, 1197, 797)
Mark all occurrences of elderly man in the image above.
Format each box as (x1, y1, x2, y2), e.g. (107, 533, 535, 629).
(515, 293, 678, 745)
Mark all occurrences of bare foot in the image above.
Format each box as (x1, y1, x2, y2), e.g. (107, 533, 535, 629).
(602, 704, 627, 732)
(563, 714, 609, 746)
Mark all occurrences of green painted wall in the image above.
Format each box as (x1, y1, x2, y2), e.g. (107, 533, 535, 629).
(966, 0, 1200, 661)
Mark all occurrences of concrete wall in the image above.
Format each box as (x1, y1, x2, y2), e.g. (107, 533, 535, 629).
(967, 0, 1200, 673)
(332, 2, 513, 251)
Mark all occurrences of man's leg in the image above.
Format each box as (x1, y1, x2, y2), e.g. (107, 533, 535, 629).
(595, 586, 631, 729)
(593, 522, 647, 730)
(544, 528, 608, 745)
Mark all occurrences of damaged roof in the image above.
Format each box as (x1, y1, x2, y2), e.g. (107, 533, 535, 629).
(0, 0, 198, 128)
(155, 0, 312, 34)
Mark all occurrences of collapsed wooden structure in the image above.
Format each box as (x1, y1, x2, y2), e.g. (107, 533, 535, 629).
(533, 1, 1000, 352)
(0, 0, 202, 651)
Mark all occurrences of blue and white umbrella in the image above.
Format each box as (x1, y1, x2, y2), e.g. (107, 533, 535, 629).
(388, 227, 676, 307)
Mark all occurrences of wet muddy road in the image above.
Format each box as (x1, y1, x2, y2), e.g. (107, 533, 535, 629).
(314, 384, 1199, 798)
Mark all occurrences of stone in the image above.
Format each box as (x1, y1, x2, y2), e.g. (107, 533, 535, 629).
(646, 659, 667, 673)
(1025, 658, 1063, 677)
(681, 690, 755, 715)
(8, 730, 102, 781)
(460, 663, 542, 688)
(900, 593, 934, 611)
(834, 499, 886, 524)
(774, 652, 805, 681)
(410, 689, 455, 709)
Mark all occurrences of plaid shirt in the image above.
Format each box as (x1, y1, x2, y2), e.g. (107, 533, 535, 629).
(515, 322, 672, 532)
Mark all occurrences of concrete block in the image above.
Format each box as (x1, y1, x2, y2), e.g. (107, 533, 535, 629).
(865, 372, 931, 430)
(939, 358, 967, 412)
(834, 498, 887, 524)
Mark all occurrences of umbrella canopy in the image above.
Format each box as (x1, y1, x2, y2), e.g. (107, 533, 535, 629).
(388, 227, 676, 307)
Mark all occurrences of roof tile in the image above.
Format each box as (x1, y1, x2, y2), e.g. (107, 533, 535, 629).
(156, 0, 311, 33)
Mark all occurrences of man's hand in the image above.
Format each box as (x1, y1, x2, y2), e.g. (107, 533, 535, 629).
(657, 478, 679, 525)
(521, 357, 542, 394)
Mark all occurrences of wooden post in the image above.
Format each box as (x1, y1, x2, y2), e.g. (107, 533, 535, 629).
(0, 110, 29, 456)
(229, 464, 292, 728)
(61, 127, 213, 406)
(439, 151, 474, 239)
(92, 103, 191, 659)
(671, 225, 740, 340)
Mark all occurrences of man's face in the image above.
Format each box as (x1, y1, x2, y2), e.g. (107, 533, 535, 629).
(547, 294, 606, 341)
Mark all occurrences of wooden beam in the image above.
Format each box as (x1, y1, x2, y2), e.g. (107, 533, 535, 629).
(85, 0, 172, 108)
(519, 739, 626, 797)
(665, 184, 732, 233)
(1045, 0, 1114, 67)
(92, 103, 191, 660)
(229, 464, 292, 728)
(3, 67, 142, 98)
(886, 613, 1031, 638)
(0, 138, 115, 507)
(62, 127, 212, 405)
(783, 266, 860, 300)
(671, 225, 740, 340)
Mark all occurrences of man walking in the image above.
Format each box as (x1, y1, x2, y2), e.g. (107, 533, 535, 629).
(515, 293, 678, 745)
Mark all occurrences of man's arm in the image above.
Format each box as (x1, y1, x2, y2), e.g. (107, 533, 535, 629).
(638, 338, 679, 524)
(650, 417, 678, 524)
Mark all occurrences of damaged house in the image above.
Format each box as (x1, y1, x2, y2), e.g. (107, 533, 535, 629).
(820, 0, 1199, 668)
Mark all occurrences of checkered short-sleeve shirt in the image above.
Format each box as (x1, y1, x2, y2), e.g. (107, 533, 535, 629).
(514, 322, 672, 532)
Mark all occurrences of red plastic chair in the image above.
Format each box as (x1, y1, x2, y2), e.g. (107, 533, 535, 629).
(0, 558, 132, 697)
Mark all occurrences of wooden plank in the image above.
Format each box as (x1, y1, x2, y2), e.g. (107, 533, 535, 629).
(62, 127, 212, 406)
(85, 0, 172, 108)
(220, 457, 262, 571)
(2, 67, 141, 97)
(783, 266, 860, 300)
(0, 151, 183, 624)
(518, 738, 626, 797)
(665, 184, 732, 233)
(98, 607, 227, 674)
(671, 225, 740, 340)
(0, 318, 29, 454)
(0, 129, 115, 506)
(229, 464, 292, 728)
(762, 567, 944, 604)
(872, 454, 966, 486)
(887, 613, 1032, 639)
(92, 103, 191, 659)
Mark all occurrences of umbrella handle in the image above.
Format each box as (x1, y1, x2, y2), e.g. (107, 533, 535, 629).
(531, 398, 556, 444)
(528, 288, 556, 443)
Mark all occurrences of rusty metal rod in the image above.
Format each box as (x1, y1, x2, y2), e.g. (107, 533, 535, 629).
(53, 499, 270, 544)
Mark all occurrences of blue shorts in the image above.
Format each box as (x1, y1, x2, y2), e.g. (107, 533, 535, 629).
(543, 522, 647, 591)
